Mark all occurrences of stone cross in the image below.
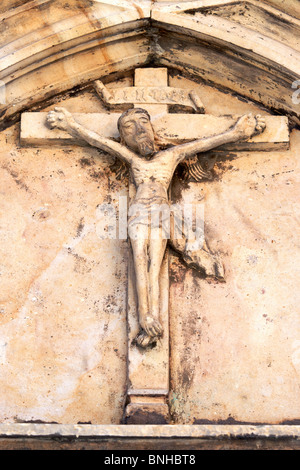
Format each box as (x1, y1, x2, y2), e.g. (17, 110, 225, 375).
(20, 68, 290, 424)
(125, 69, 171, 424)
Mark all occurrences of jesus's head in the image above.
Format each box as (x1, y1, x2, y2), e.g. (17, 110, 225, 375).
(117, 108, 156, 158)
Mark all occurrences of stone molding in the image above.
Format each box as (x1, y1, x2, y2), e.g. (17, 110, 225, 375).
(0, 424, 299, 449)
(0, 1, 299, 128)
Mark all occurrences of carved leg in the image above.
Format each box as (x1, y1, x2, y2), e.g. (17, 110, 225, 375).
(130, 229, 166, 348)
(149, 234, 167, 328)
(130, 236, 150, 335)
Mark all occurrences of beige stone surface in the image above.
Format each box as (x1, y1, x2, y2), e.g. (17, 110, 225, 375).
(0, 66, 299, 425)
(168, 75, 300, 424)
(0, 88, 129, 423)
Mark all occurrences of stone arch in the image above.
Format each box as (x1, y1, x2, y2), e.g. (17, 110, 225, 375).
(0, 0, 299, 128)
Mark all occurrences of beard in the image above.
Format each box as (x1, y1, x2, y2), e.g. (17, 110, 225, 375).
(136, 137, 156, 158)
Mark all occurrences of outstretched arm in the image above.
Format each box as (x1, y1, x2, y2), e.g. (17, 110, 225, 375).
(47, 107, 137, 165)
(160, 113, 266, 165)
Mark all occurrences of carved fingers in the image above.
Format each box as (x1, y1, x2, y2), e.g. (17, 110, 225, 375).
(234, 113, 256, 139)
(235, 113, 266, 140)
(46, 107, 74, 131)
(254, 114, 266, 135)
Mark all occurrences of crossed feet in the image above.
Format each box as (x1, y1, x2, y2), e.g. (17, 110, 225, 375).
(135, 314, 163, 348)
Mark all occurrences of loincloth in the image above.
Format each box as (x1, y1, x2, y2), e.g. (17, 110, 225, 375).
(128, 194, 171, 240)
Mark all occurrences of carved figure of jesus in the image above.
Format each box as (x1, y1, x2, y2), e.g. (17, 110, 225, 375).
(47, 107, 265, 348)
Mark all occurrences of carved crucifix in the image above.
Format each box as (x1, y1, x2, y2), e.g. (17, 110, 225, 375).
(21, 68, 289, 423)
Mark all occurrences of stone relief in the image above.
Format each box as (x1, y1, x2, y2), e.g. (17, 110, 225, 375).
(0, 0, 298, 430)
(46, 104, 266, 349)
(19, 63, 290, 423)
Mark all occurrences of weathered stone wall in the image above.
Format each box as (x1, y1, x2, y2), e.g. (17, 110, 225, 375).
(0, 71, 299, 424)
(169, 75, 300, 424)
(0, 83, 131, 423)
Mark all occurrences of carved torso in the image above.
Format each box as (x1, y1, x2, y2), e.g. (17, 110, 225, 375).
(130, 152, 177, 204)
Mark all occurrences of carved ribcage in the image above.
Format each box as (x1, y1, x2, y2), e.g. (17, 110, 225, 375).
(110, 159, 129, 180)
(179, 154, 216, 182)
(110, 153, 217, 183)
